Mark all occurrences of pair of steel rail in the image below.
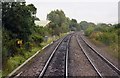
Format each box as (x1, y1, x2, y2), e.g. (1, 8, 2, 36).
(38, 34, 72, 78)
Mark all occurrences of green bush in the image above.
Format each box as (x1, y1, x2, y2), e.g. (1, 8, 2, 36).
(24, 42, 32, 51)
(85, 26, 94, 36)
(5, 39, 18, 56)
(31, 34, 43, 46)
(98, 33, 109, 45)
(23, 51, 31, 59)
(3, 39, 26, 56)
(97, 32, 118, 45)
(3, 55, 25, 76)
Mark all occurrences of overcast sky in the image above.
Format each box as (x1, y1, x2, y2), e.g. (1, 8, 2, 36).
(26, 0, 119, 24)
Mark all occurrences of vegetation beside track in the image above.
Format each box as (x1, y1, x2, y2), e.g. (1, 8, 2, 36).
(2, 2, 71, 77)
(3, 33, 67, 76)
(80, 22, 120, 59)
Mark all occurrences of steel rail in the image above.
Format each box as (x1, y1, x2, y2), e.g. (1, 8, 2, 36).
(76, 35, 103, 78)
(80, 35, 120, 76)
(65, 35, 72, 78)
(38, 34, 72, 78)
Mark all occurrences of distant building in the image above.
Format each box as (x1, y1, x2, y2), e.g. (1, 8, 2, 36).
(35, 20, 50, 27)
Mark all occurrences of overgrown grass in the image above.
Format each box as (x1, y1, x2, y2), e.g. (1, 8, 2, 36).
(109, 43, 118, 59)
(90, 38, 118, 59)
(3, 33, 68, 77)
(87, 31, 119, 59)
(83, 23, 119, 60)
(3, 47, 42, 77)
(3, 46, 43, 77)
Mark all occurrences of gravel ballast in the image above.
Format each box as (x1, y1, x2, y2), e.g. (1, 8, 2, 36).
(68, 35, 98, 76)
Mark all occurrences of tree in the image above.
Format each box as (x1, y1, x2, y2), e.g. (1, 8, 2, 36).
(69, 19, 78, 31)
(2, 2, 37, 59)
(47, 9, 70, 35)
(85, 25, 94, 36)
(79, 21, 89, 30)
(2, 2, 37, 42)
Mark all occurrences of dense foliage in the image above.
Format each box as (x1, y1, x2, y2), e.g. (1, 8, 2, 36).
(2, 2, 50, 76)
(69, 19, 79, 31)
(47, 10, 70, 35)
(3, 2, 36, 59)
(81, 21, 119, 59)
(2, 3, 77, 76)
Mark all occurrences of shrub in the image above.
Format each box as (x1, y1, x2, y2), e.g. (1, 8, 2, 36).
(6, 39, 18, 56)
(3, 55, 25, 76)
(31, 34, 43, 46)
(90, 31, 103, 40)
(96, 32, 118, 45)
(23, 51, 31, 59)
(85, 26, 94, 36)
(97, 33, 109, 45)
(24, 42, 32, 51)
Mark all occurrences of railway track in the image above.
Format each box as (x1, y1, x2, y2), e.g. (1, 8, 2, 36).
(38, 34, 72, 78)
(76, 34, 120, 78)
(8, 32, 119, 78)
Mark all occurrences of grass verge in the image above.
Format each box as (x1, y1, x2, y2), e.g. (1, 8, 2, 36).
(89, 38, 118, 60)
